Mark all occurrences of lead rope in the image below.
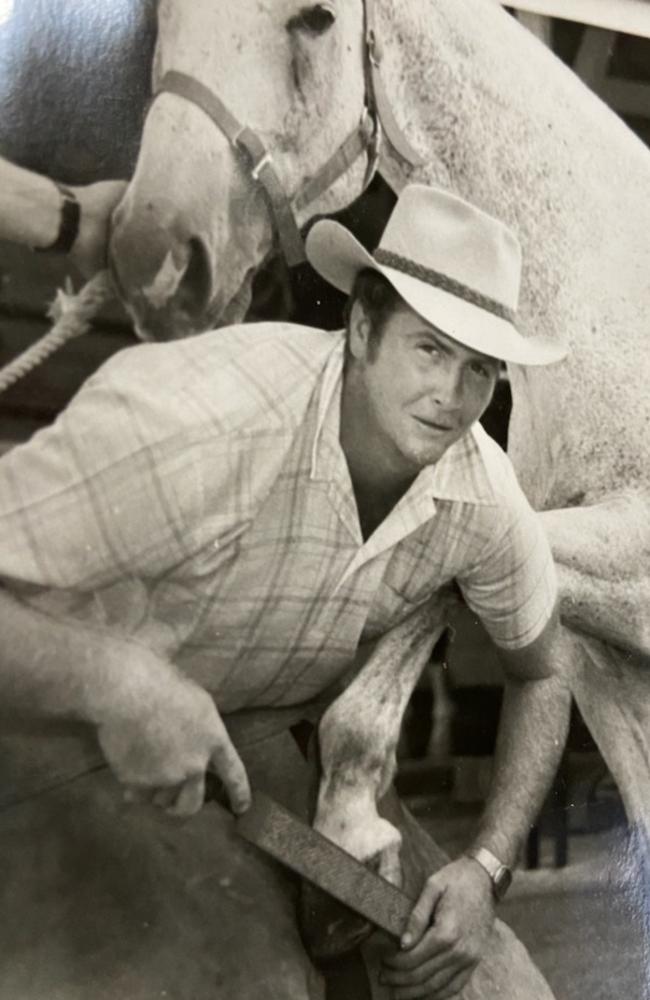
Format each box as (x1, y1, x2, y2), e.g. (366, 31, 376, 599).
(0, 270, 116, 395)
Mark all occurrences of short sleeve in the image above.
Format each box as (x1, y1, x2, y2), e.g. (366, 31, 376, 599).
(0, 350, 206, 592)
(457, 473, 557, 651)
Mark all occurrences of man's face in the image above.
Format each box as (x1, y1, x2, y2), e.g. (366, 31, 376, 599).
(345, 298, 501, 478)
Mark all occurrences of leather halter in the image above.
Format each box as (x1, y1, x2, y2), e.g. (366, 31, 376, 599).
(153, 0, 422, 266)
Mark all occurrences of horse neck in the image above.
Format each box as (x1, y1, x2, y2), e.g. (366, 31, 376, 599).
(376, 0, 647, 234)
(374, 0, 650, 506)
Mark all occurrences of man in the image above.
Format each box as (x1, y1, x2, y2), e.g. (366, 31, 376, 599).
(0, 185, 569, 999)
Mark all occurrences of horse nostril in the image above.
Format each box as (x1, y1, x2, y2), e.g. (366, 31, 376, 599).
(175, 237, 214, 317)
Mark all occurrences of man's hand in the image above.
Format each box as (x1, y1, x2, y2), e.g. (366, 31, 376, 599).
(69, 180, 127, 277)
(381, 856, 495, 999)
(96, 652, 251, 819)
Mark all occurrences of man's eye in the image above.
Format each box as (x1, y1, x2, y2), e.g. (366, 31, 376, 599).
(470, 362, 493, 379)
(417, 343, 440, 357)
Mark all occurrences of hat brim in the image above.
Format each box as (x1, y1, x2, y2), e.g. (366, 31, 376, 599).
(305, 219, 567, 367)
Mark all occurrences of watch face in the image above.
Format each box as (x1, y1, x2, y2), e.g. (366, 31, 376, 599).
(494, 865, 512, 901)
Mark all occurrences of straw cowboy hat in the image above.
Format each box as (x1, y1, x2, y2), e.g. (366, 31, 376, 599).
(305, 184, 566, 366)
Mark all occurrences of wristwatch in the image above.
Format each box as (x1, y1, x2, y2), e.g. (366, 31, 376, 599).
(34, 182, 81, 255)
(466, 847, 513, 901)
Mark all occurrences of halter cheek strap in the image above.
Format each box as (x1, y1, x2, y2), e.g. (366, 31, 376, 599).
(153, 0, 422, 266)
(362, 0, 423, 167)
(155, 70, 312, 266)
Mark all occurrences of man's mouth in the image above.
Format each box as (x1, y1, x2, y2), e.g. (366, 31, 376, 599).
(413, 416, 456, 433)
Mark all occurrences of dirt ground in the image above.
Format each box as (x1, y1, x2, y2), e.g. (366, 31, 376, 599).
(410, 794, 648, 1000)
(504, 885, 646, 1000)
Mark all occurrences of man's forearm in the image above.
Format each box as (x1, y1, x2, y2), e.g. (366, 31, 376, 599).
(0, 586, 251, 815)
(0, 159, 63, 249)
(0, 585, 155, 724)
(470, 673, 571, 868)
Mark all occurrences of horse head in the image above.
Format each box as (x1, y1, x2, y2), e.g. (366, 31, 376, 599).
(109, 0, 373, 340)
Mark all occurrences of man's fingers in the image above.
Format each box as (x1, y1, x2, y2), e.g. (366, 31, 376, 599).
(153, 786, 178, 809)
(123, 785, 153, 805)
(169, 773, 206, 818)
(124, 779, 205, 817)
(400, 876, 446, 950)
(209, 739, 251, 815)
(436, 965, 476, 999)
(383, 946, 457, 982)
(388, 957, 475, 999)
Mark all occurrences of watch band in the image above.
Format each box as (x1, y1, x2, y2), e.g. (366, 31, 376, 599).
(35, 183, 81, 255)
(466, 847, 513, 901)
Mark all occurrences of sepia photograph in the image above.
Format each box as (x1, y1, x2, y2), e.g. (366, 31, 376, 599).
(0, 1, 649, 998)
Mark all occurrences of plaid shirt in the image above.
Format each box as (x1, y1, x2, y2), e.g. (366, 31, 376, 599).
(0, 323, 555, 712)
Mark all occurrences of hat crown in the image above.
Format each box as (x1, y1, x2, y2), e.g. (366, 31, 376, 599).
(379, 185, 521, 311)
(304, 182, 567, 365)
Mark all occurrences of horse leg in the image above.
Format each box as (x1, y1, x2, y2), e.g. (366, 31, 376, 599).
(297, 603, 446, 962)
(314, 602, 447, 883)
(558, 628, 650, 974)
(426, 654, 455, 761)
(541, 497, 650, 936)
(565, 632, 650, 830)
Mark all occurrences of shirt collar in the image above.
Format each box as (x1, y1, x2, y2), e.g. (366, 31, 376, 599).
(419, 426, 499, 506)
(310, 335, 346, 483)
(310, 334, 499, 508)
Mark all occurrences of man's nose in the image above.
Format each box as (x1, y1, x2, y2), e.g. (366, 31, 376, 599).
(431, 367, 463, 410)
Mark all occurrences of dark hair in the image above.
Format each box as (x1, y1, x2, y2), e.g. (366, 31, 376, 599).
(344, 268, 402, 352)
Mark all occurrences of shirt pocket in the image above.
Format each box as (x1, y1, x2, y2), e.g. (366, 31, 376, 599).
(380, 536, 444, 607)
(362, 539, 441, 640)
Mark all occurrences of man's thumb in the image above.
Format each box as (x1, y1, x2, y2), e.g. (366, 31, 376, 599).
(209, 739, 251, 815)
(402, 874, 444, 949)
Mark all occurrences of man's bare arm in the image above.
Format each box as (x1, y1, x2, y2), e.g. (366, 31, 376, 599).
(0, 585, 250, 817)
(0, 157, 125, 275)
(471, 607, 571, 865)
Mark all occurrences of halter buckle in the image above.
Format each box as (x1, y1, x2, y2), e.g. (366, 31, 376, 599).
(366, 114, 382, 186)
(366, 28, 383, 68)
(251, 151, 274, 181)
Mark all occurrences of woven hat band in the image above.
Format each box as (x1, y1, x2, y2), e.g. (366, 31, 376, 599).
(374, 248, 516, 324)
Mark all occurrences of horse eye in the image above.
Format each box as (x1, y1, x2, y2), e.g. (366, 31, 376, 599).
(288, 5, 336, 37)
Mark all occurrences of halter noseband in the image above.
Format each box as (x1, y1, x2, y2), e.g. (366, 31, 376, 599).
(153, 0, 421, 267)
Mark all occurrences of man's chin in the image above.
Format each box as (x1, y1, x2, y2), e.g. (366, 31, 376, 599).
(420, 446, 449, 467)
(408, 430, 461, 466)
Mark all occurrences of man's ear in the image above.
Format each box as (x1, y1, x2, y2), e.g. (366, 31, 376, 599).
(348, 299, 371, 361)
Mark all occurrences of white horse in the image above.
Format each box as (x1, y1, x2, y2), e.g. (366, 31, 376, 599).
(111, 0, 650, 874)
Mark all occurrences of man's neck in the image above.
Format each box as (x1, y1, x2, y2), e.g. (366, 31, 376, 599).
(339, 373, 418, 541)
(351, 476, 413, 541)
